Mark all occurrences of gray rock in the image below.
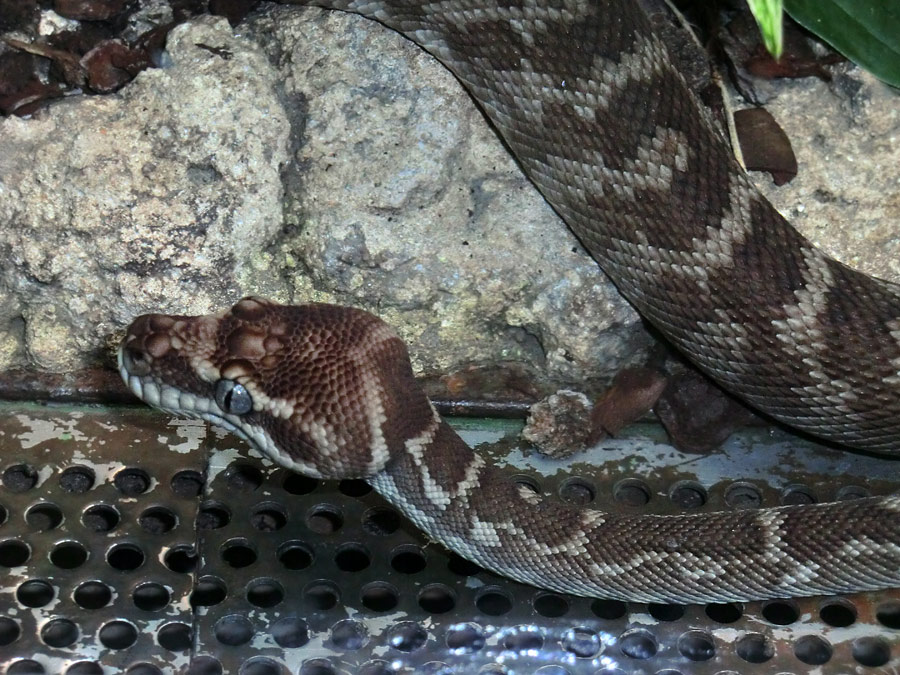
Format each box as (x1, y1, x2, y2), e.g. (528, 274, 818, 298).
(244, 6, 648, 389)
(745, 66, 900, 284)
(0, 16, 292, 371)
(1, 5, 896, 398)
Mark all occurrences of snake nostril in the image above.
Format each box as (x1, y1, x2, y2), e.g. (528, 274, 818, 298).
(124, 346, 152, 376)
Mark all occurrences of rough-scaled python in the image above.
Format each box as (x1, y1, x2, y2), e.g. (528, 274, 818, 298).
(119, 0, 900, 603)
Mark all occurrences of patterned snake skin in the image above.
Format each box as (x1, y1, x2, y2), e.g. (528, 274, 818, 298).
(117, 1, 900, 602)
(119, 298, 899, 602)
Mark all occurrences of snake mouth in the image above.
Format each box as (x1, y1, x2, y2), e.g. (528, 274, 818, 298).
(117, 343, 261, 451)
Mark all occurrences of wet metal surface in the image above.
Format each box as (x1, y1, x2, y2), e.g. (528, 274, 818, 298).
(0, 402, 898, 674)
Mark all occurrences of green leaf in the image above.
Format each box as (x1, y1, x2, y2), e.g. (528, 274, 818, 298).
(785, 0, 900, 87)
(747, 0, 785, 59)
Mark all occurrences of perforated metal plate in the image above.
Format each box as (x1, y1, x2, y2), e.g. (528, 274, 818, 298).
(0, 402, 898, 674)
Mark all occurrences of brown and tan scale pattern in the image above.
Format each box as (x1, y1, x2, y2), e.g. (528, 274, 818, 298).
(120, 299, 900, 603)
(289, 0, 900, 451)
(119, 0, 900, 602)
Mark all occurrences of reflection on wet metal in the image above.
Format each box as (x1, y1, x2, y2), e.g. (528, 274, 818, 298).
(0, 403, 897, 673)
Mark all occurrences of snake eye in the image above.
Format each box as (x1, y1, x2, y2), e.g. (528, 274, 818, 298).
(215, 379, 253, 415)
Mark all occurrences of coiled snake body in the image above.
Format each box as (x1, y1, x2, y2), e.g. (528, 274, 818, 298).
(120, 0, 900, 602)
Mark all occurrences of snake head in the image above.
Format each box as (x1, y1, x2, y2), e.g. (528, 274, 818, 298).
(119, 296, 431, 478)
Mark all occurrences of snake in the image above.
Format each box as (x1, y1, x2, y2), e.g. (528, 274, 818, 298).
(118, 0, 900, 603)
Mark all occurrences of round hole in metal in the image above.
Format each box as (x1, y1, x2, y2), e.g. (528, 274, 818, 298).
(16, 579, 54, 608)
(761, 600, 798, 625)
(283, 473, 318, 495)
(59, 465, 95, 493)
(0, 617, 21, 646)
(186, 655, 222, 675)
(2, 464, 38, 492)
(705, 602, 742, 623)
(590, 598, 626, 620)
(478, 666, 511, 675)
(125, 665, 163, 675)
(474, 587, 513, 616)
(735, 632, 774, 663)
(562, 626, 601, 658)
(305, 504, 342, 534)
(358, 660, 392, 675)
(49, 541, 87, 569)
(74, 581, 112, 610)
(724, 482, 763, 508)
(8, 660, 44, 674)
(447, 552, 482, 576)
(338, 478, 371, 497)
(133, 581, 171, 611)
(107, 543, 145, 571)
(836, 484, 870, 500)
(534, 593, 568, 618)
(361, 582, 399, 612)
(138, 506, 178, 534)
(677, 630, 715, 661)
(221, 538, 258, 568)
(0, 549, 28, 586)
(876, 600, 900, 629)
(613, 478, 651, 507)
(648, 603, 684, 621)
(794, 634, 832, 665)
(329, 619, 368, 650)
(224, 463, 264, 491)
(190, 576, 226, 608)
(534, 667, 569, 675)
(113, 468, 151, 496)
(196, 501, 231, 530)
(669, 481, 707, 509)
(65, 662, 103, 675)
(781, 483, 816, 506)
(158, 621, 192, 651)
(0, 504, 7, 526)
(390, 545, 426, 574)
(214, 614, 253, 646)
(559, 477, 595, 506)
(503, 626, 543, 652)
(41, 618, 78, 647)
(98, 620, 138, 649)
(25, 502, 63, 531)
(361, 506, 401, 535)
(446, 623, 485, 653)
(277, 540, 313, 570)
(241, 657, 284, 675)
(852, 636, 891, 667)
(819, 599, 856, 627)
(386, 621, 428, 652)
(299, 659, 336, 675)
(511, 474, 541, 494)
(164, 545, 198, 573)
(418, 584, 456, 614)
(335, 542, 370, 572)
(271, 616, 309, 649)
(303, 580, 340, 610)
(619, 629, 657, 659)
(82, 504, 119, 532)
(247, 577, 284, 608)
(171, 469, 205, 498)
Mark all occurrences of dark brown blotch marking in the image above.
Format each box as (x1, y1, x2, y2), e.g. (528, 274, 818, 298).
(231, 296, 270, 321)
(145, 333, 171, 359)
(226, 326, 268, 360)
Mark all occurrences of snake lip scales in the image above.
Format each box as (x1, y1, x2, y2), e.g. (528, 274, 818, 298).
(119, 297, 900, 604)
